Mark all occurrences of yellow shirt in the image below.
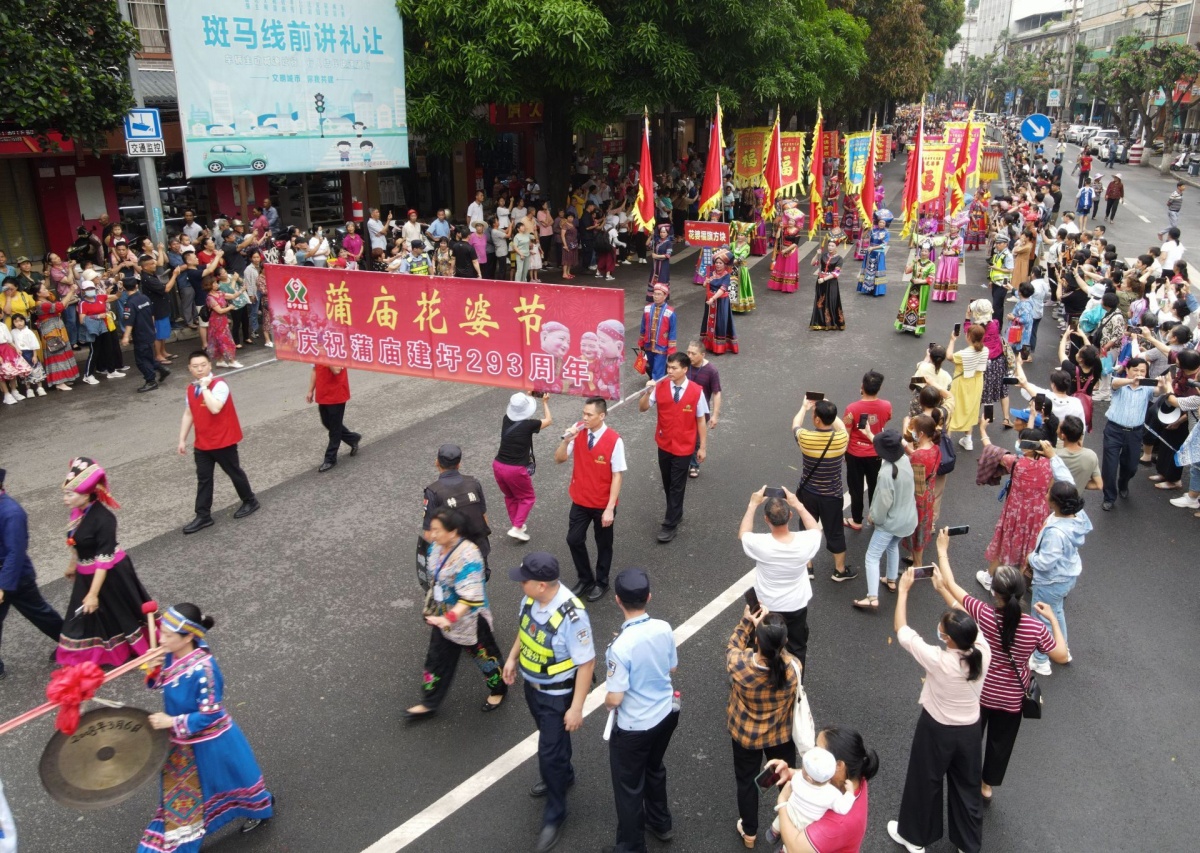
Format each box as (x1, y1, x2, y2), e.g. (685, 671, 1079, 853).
(1, 291, 37, 328)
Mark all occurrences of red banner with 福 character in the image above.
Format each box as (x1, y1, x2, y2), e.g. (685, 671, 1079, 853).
(683, 221, 731, 247)
(265, 267, 627, 400)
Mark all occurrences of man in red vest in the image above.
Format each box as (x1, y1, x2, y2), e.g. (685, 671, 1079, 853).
(553, 395, 626, 601)
(638, 352, 708, 543)
(178, 351, 259, 534)
(638, 282, 676, 380)
(306, 364, 361, 472)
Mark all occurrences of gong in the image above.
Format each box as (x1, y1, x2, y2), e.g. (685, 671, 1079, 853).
(39, 706, 169, 810)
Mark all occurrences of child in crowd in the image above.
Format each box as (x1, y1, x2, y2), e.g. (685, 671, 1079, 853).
(9, 313, 48, 397)
(767, 747, 855, 843)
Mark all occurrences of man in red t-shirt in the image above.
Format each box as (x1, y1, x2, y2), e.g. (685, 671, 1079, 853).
(638, 353, 708, 543)
(306, 364, 361, 472)
(178, 351, 258, 534)
(842, 370, 892, 530)
(1075, 151, 1092, 189)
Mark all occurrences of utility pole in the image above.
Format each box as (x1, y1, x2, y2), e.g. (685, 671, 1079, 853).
(1150, 0, 1170, 45)
(1062, 0, 1080, 127)
(116, 0, 165, 248)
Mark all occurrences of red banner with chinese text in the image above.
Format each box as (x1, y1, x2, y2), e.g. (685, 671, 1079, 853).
(265, 268, 627, 400)
(683, 221, 731, 247)
(733, 128, 767, 186)
(821, 131, 841, 161)
(780, 132, 805, 195)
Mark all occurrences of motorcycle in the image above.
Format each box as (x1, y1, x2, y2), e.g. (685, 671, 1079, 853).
(1170, 150, 1190, 171)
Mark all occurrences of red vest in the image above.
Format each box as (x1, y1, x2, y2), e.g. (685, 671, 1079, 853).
(654, 378, 701, 456)
(313, 365, 350, 404)
(569, 427, 620, 509)
(187, 378, 244, 451)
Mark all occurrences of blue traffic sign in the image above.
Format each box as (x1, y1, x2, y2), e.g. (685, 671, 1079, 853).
(124, 108, 163, 141)
(1021, 113, 1052, 143)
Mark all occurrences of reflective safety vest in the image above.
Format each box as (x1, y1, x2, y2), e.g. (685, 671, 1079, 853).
(407, 254, 431, 275)
(518, 595, 585, 678)
(988, 250, 1012, 284)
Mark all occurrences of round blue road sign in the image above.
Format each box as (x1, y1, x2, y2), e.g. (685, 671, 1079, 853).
(1021, 114, 1052, 143)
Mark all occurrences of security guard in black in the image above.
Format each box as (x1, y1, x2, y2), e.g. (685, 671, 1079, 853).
(422, 443, 491, 564)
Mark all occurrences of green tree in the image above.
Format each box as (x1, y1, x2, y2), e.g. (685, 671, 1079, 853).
(1081, 36, 1148, 142)
(1137, 41, 1200, 170)
(0, 0, 139, 151)
(399, 0, 868, 205)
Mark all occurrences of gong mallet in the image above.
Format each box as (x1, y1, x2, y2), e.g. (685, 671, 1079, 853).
(141, 600, 159, 649)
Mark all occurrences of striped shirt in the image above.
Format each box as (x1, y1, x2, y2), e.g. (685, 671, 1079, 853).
(1106, 384, 1156, 428)
(795, 427, 848, 498)
(963, 594, 1055, 714)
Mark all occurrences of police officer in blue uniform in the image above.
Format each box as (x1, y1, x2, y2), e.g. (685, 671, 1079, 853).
(502, 552, 595, 853)
(603, 568, 679, 853)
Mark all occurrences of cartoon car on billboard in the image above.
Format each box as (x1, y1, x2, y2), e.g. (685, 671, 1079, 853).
(203, 144, 268, 173)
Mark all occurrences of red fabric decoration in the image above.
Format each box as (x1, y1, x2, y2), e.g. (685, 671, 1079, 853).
(45, 662, 105, 735)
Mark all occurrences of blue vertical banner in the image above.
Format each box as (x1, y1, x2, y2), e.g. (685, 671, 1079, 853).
(165, 0, 408, 178)
(843, 133, 872, 193)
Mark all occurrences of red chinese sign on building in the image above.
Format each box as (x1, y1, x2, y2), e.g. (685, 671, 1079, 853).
(683, 221, 731, 247)
(489, 103, 545, 125)
(266, 268, 627, 400)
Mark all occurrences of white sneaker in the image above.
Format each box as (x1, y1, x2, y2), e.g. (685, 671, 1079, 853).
(886, 820, 925, 853)
(229, 360, 244, 369)
(36, 386, 47, 396)
(605, 274, 614, 281)
(588, 265, 597, 271)
(638, 258, 647, 264)
(265, 341, 274, 348)
(2, 394, 16, 405)
(9, 390, 24, 400)
(82, 375, 100, 385)
(107, 370, 126, 378)
(959, 434, 974, 450)
(507, 526, 531, 542)
(1029, 657, 1052, 677)
(622, 259, 632, 265)
(1170, 494, 1200, 509)
(976, 570, 993, 591)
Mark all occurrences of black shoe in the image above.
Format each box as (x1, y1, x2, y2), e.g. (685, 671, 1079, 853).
(529, 777, 575, 798)
(648, 826, 675, 842)
(348, 437, 361, 456)
(1119, 488, 1130, 499)
(233, 499, 260, 519)
(569, 580, 592, 597)
(404, 707, 437, 721)
(1102, 500, 1114, 511)
(831, 566, 859, 582)
(586, 584, 607, 603)
(136, 381, 158, 393)
(318, 460, 336, 473)
(240, 816, 270, 834)
(533, 823, 562, 853)
(656, 527, 676, 543)
(157, 367, 171, 380)
(481, 694, 506, 712)
(182, 515, 214, 534)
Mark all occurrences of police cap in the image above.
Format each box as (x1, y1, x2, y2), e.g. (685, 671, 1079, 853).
(615, 568, 650, 604)
(436, 443, 462, 467)
(508, 551, 560, 583)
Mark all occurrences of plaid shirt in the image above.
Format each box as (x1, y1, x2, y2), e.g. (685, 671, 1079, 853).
(725, 617, 798, 750)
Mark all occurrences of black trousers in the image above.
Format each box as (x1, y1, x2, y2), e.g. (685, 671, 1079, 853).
(525, 682, 576, 827)
(1101, 421, 1143, 504)
(979, 705, 1022, 786)
(990, 282, 1009, 324)
(1153, 421, 1188, 483)
(194, 444, 256, 517)
(419, 619, 506, 710)
(844, 454, 881, 524)
(0, 573, 65, 671)
(84, 331, 124, 376)
(1104, 198, 1120, 221)
(567, 502, 615, 589)
(731, 738, 796, 837)
(657, 449, 691, 530)
(231, 304, 251, 344)
(776, 606, 809, 669)
(133, 339, 157, 383)
(318, 402, 360, 463)
(897, 709, 983, 853)
(609, 711, 679, 852)
(493, 255, 508, 281)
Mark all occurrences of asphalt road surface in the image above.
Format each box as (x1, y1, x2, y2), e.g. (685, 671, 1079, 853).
(1, 156, 1196, 853)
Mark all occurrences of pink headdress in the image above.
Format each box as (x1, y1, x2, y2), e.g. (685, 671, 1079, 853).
(63, 457, 120, 509)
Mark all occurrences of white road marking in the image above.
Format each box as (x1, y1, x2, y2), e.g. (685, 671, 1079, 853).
(1138, 214, 1151, 223)
(214, 357, 278, 377)
(360, 567, 757, 852)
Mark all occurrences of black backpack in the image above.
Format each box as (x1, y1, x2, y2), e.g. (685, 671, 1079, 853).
(595, 228, 611, 251)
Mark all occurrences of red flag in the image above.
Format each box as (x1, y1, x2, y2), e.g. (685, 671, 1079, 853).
(859, 126, 876, 225)
(762, 112, 783, 221)
(809, 102, 823, 237)
(950, 111, 973, 215)
(698, 96, 724, 219)
(630, 111, 656, 234)
(900, 106, 925, 238)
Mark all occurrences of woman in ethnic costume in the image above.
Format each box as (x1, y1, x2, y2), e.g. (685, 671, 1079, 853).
(730, 225, 756, 313)
(856, 214, 890, 296)
(694, 210, 722, 285)
(896, 240, 936, 337)
(138, 603, 274, 852)
(810, 228, 847, 331)
(701, 249, 739, 354)
(750, 189, 769, 255)
(965, 194, 989, 250)
(647, 223, 673, 302)
(35, 283, 80, 390)
(933, 215, 965, 302)
(767, 204, 804, 293)
(57, 457, 153, 667)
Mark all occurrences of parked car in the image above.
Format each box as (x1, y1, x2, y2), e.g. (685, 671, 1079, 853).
(1077, 126, 1104, 148)
(1088, 129, 1119, 154)
(1066, 124, 1086, 143)
(1098, 137, 1128, 163)
(203, 144, 268, 173)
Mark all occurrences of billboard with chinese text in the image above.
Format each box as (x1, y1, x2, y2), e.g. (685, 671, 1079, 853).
(165, 0, 408, 178)
(265, 268, 627, 400)
(683, 221, 730, 247)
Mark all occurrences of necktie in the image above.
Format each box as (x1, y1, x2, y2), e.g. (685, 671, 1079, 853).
(673, 384, 682, 403)
(587, 432, 595, 450)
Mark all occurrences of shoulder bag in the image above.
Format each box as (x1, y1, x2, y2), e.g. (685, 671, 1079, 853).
(788, 659, 816, 753)
(422, 539, 464, 617)
(795, 429, 836, 494)
(1000, 637, 1043, 719)
(502, 419, 537, 477)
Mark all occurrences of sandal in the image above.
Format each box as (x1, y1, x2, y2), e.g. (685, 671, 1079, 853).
(884, 579, 898, 593)
(843, 518, 863, 531)
(852, 597, 879, 611)
(1001, 419, 1015, 430)
(1155, 482, 1182, 490)
(736, 819, 756, 849)
(688, 466, 700, 478)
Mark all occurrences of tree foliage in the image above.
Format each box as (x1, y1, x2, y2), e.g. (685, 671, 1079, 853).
(1081, 36, 1149, 141)
(0, 0, 139, 151)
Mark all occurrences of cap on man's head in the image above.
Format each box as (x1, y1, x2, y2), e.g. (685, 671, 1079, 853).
(614, 568, 650, 603)
(1011, 408, 1044, 428)
(508, 551, 560, 583)
(15, 256, 30, 264)
(231, 219, 245, 227)
(436, 443, 462, 467)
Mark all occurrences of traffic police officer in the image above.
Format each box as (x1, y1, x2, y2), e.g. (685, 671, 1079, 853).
(421, 444, 491, 576)
(502, 552, 595, 853)
(988, 232, 1014, 321)
(603, 568, 679, 853)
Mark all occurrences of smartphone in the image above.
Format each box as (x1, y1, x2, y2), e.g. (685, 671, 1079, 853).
(1137, 377, 1158, 387)
(1069, 317, 1079, 331)
(953, 322, 962, 337)
(912, 565, 936, 580)
(946, 525, 970, 536)
(909, 375, 926, 392)
(744, 587, 761, 615)
(1002, 376, 1022, 385)
(984, 404, 995, 422)
(1034, 393, 1047, 409)
(755, 766, 781, 791)
(763, 486, 786, 500)
(857, 413, 869, 429)
(1018, 439, 1042, 451)
(805, 391, 825, 402)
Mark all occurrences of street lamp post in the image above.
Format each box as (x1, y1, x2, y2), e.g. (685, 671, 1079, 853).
(1062, 0, 1080, 127)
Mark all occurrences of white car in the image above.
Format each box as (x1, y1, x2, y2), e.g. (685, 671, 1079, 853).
(1065, 124, 1085, 143)
(1077, 126, 1104, 147)
(1088, 130, 1119, 155)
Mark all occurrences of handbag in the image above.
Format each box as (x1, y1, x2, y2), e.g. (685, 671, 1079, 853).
(788, 659, 816, 753)
(1006, 320, 1024, 345)
(1001, 640, 1043, 719)
(633, 347, 647, 375)
(44, 332, 68, 354)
